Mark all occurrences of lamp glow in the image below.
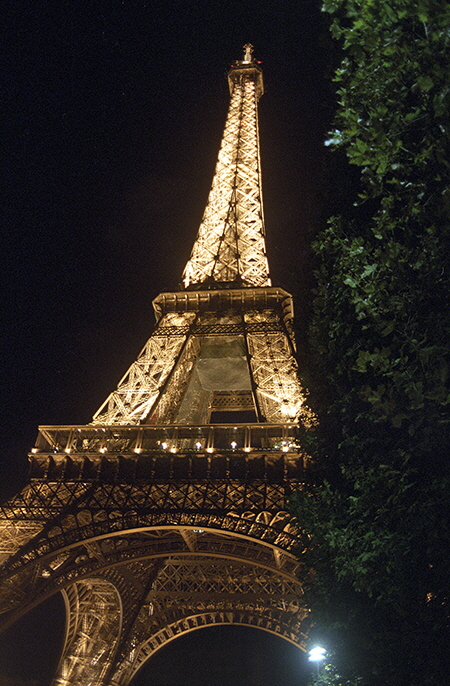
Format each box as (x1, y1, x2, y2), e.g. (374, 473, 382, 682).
(308, 646, 326, 662)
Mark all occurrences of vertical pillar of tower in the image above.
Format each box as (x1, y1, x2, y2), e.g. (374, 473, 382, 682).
(52, 580, 122, 686)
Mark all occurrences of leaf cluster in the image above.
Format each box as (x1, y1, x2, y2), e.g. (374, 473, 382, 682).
(291, 2, 450, 685)
(314, 0, 450, 456)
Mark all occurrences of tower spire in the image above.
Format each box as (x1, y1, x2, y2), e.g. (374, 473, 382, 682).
(90, 47, 310, 427)
(182, 45, 270, 289)
(242, 42, 254, 63)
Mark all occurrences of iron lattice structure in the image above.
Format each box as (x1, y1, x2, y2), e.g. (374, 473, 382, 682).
(0, 45, 313, 685)
(182, 43, 269, 289)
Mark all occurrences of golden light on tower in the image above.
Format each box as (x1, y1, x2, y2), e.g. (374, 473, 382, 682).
(182, 42, 269, 289)
(0, 47, 313, 686)
(91, 45, 310, 429)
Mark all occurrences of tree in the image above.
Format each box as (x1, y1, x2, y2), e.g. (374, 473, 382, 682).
(291, 2, 450, 684)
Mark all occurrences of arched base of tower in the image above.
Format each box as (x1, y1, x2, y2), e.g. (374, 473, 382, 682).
(114, 615, 308, 686)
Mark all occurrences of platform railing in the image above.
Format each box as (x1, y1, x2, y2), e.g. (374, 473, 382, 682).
(33, 423, 300, 456)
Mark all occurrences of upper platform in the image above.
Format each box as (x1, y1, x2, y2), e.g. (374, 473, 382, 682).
(227, 43, 264, 98)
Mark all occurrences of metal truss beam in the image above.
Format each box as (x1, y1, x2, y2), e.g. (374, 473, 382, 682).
(53, 579, 122, 686)
(92, 312, 198, 425)
(110, 553, 309, 685)
(89, 301, 313, 427)
(182, 48, 269, 289)
(0, 511, 304, 614)
(0, 522, 310, 686)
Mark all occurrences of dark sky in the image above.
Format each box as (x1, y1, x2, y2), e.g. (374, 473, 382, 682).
(1, 0, 332, 683)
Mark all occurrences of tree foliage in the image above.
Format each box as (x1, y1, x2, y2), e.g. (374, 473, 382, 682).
(291, 2, 450, 684)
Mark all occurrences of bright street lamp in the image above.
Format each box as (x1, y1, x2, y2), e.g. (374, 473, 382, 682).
(308, 646, 326, 662)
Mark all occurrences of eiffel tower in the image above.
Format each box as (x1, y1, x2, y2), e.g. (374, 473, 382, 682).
(0, 45, 313, 685)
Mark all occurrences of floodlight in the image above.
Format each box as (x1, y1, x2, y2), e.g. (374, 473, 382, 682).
(308, 646, 326, 662)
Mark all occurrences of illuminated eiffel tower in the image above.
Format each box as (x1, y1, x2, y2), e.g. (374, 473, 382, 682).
(0, 45, 313, 685)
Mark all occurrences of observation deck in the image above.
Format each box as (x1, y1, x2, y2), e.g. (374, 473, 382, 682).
(29, 423, 305, 482)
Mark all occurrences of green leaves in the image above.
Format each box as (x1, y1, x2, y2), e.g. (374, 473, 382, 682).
(292, 2, 450, 684)
(417, 74, 434, 91)
(321, 1, 450, 210)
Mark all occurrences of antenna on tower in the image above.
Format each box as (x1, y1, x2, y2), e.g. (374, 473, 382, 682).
(242, 43, 254, 63)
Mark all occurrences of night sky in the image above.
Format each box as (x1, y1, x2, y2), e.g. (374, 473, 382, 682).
(1, 1, 332, 683)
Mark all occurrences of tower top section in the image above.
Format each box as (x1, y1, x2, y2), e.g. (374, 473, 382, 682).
(182, 45, 270, 290)
(227, 43, 264, 98)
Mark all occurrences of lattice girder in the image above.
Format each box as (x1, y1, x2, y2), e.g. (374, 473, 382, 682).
(0, 475, 300, 554)
(53, 579, 122, 686)
(112, 609, 307, 686)
(182, 57, 270, 288)
(90, 288, 311, 426)
(0, 522, 309, 686)
(92, 312, 198, 425)
(109, 555, 308, 685)
(0, 515, 302, 608)
(0, 518, 309, 631)
(0, 520, 44, 564)
(0, 478, 310, 619)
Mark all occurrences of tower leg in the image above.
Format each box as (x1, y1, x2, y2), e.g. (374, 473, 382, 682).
(52, 579, 122, 686)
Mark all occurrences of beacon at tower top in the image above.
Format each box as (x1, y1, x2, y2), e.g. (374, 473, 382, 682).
(227, 43, 264, 98)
